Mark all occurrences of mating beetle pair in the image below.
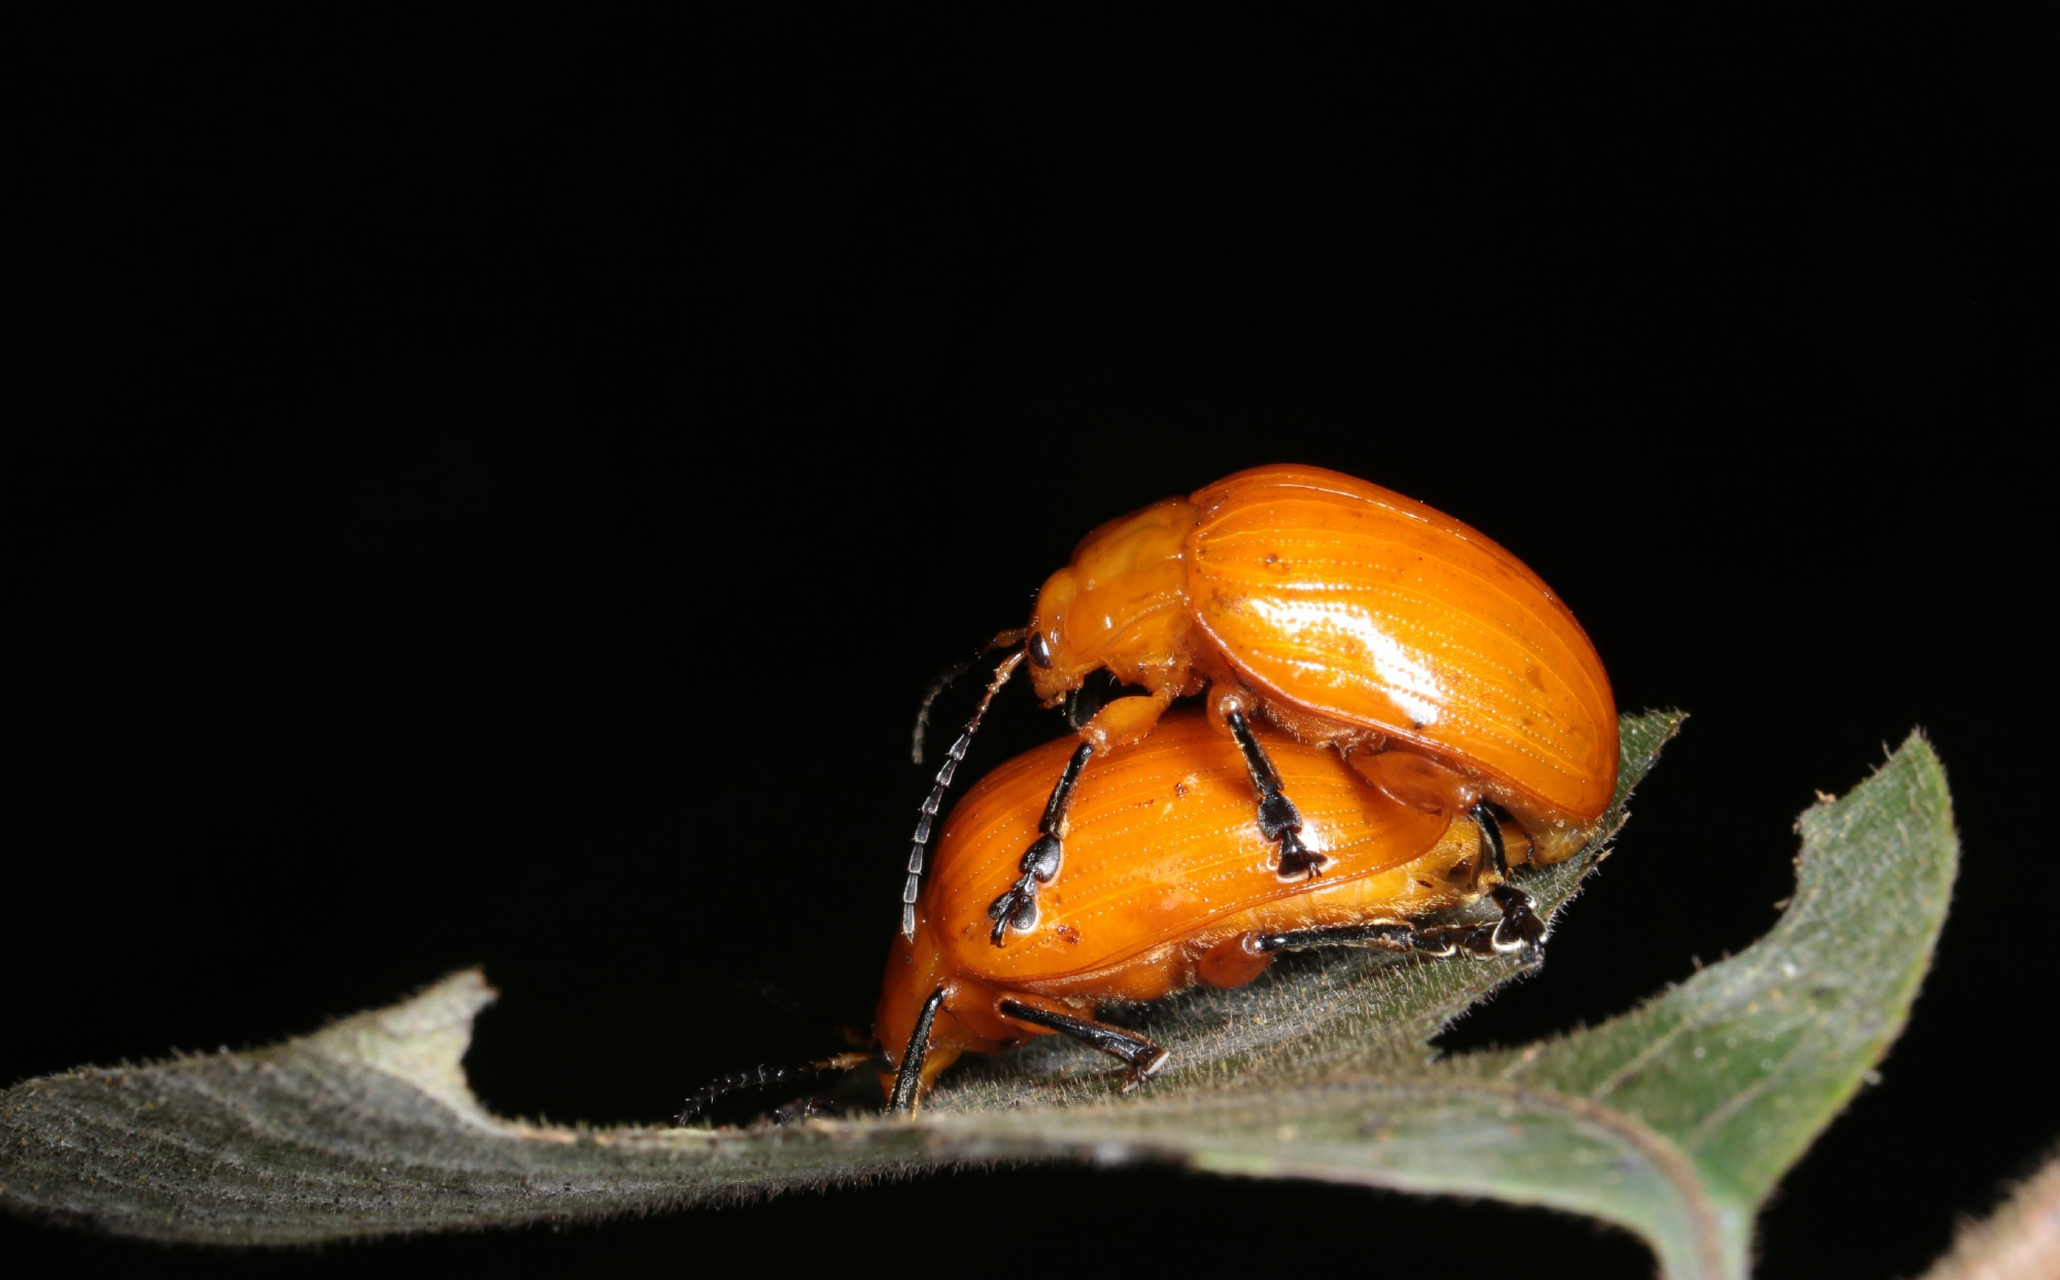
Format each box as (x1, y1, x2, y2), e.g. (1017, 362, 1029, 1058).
(683, 463, 1616, 1118)
(904, 462, 1618, 948)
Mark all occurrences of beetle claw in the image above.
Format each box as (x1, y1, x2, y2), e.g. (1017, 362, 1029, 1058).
(1120, 1047, 1171, 1091)
(1488, 884, 1547, 954)
(1275, 830, 1327, 879)
(1229, 714, 1327, 880)
(988, 878, 1040, 944)
(988, 831, 1067, 946)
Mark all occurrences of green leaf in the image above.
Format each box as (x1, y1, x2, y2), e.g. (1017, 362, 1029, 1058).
(0, 712, 1958, 1280)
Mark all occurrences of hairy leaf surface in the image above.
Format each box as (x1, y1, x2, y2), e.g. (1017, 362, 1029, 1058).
(1, 712, 1958, 1280)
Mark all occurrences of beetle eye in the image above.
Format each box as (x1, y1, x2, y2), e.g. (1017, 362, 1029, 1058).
(1028, 630, 1055, 669)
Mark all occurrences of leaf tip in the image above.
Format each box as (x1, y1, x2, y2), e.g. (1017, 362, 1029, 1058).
(296, 967, 498, 1121)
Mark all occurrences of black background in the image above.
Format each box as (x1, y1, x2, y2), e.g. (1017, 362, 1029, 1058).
(9, 6, 2053, 1277)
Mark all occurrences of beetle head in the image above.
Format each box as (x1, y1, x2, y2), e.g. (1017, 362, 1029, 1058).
(1025, 495, 1201, 705)
(1025, 564, 1088, 702)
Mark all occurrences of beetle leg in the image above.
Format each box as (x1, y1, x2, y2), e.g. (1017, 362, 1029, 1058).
(1254, 921, 1422, 954)
(997, 999, 1170, 1089)
(771, 1095, 837, 1125)
(887, 988, 947, 1115)
(1472, 800, 1546, 957)
(1224, 710, 1327, 878)
(1253, 915, 1536, 962)
(986, 741, 1095, 945)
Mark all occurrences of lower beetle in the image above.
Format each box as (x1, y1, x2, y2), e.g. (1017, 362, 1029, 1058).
(681, 708, 1565, 1122)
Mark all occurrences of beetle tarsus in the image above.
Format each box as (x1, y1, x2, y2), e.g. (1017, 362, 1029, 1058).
(988, 828, 1066, 941)
(1256, 894, 1546, 964)
(987, 742, 1093, 946)
(1274, 827, 1322, 879)
(1469, 801, 1547, 960)
(1021, 833, 1063, 881)
(998, 999, 1171, 1089)
(988, 877, 1041, 943)
(1489, 883, 1547, 957)
(1122, 1046, 1171, 1091)
(1227, 710, 1329, 879)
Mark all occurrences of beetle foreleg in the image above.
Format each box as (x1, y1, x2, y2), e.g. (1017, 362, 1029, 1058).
(887, 988, 947, 1115)
(1224, 709, 1327, 878)
(987, 740, 1094, 945)
(997, 999, 1170, 1088)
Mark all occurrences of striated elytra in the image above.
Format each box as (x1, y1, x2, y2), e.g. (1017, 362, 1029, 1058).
(880, 709, 1560, 1109)
(956, 463, 1618, 944)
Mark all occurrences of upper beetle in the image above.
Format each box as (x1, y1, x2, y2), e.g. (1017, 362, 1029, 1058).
(904, 463, 1616, 945)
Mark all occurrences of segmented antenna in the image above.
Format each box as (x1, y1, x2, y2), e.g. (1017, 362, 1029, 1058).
(911, 628, 1028, 764)
(903, 648, 1026, 938)
(675, 1051, 874, 1127)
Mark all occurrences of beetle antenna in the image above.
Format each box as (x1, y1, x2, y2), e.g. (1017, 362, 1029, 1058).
(731, 977, 833, 1030)
(675, 1051, 875, 1127)
(903, 648, 1026, 938)
(912, 628, 1028, 764)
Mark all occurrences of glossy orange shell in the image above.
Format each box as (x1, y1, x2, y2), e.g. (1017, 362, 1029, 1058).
(1186, 464, 1618, 823)
(877, 709, 1493, 1095)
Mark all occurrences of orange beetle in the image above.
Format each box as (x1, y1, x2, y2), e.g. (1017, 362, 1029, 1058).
(906, 463, 1617, 947)
(877, 709, 1558, 1111)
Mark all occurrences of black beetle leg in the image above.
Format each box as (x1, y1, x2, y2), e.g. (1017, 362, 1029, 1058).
(1250, 804, 1549, 965)
(1224, 710, 1327, 878)
(887, 988, 946, 1115)
(1254, 917, 1526, 961)
(986, 741, 1093, 946)
(1472, 799, 1546, 958)
(997, 999, 1170, 1089)
(1255, 920, 1437, 955)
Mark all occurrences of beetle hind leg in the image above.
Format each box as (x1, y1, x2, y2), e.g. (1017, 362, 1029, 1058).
(1254, 912, 1539, 963)
(997, 999, 1170, 1089)
(1254, 808, 1550, 964)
